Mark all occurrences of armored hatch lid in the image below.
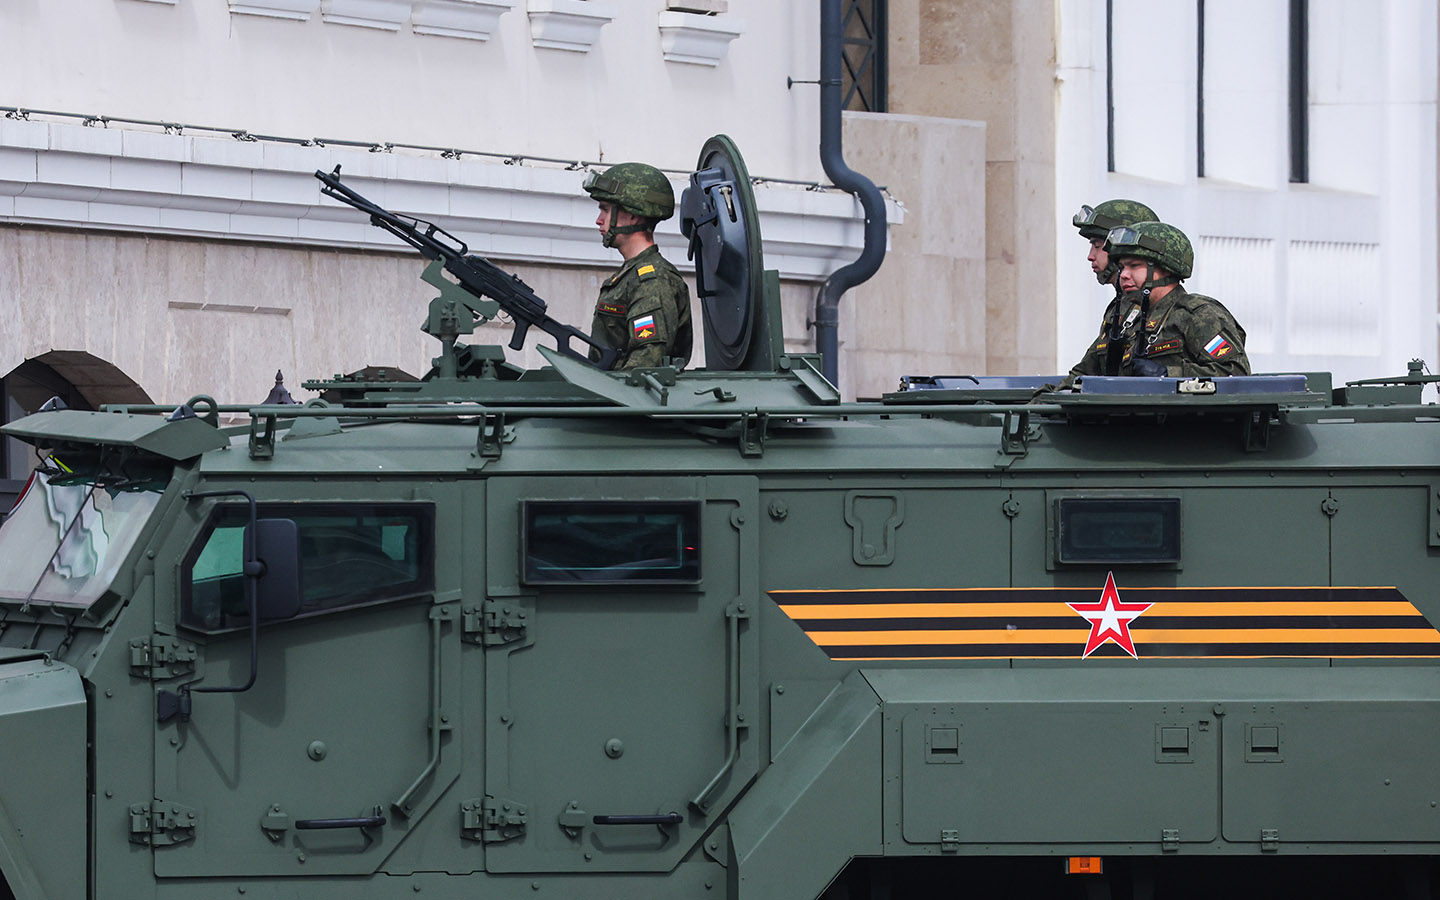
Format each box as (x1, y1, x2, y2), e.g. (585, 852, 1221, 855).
(886, 374, 1326, 412)
(680, 134, 785, 372)
(537, 346, 840, 409)
(1, 409, 229, 460)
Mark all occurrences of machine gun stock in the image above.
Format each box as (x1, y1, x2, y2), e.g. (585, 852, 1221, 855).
(315, 166, 618, 370)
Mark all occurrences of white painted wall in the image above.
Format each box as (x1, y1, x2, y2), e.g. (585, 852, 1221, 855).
(0, 0, 819, 179)
(1056, 0, 1438, 386)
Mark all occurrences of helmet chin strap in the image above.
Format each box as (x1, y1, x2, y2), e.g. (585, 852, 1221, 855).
(602, 206, 651, 249)
(1098, 259, 1120, 286)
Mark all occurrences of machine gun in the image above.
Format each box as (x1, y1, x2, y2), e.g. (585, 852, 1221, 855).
(316, 166, 618, 371)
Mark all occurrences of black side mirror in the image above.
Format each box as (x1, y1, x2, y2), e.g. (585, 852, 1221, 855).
(251, 518, 301, 620)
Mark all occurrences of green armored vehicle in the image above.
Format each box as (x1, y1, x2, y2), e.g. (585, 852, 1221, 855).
(1, 137, 1439, 900)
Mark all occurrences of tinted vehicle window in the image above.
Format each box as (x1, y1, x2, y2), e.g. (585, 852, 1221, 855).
(523, 500, 701, 585)
(182, 504, 433, 632)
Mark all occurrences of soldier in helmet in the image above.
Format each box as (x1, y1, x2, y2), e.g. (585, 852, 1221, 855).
(1073, 199, 1157, 293)
(583, 163, 694, 370)
(1069, 221, 1249, 377)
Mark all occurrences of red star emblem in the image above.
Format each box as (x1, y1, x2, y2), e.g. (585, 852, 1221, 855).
(1068, 571, 1153, 658)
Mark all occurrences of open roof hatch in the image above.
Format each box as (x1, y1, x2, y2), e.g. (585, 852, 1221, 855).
(680, 135, 784, 372)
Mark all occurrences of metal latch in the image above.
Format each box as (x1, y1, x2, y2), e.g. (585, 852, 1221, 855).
(999, 410, 1033, 457)
(940, 829, 960, 853)
(477, 413, 507, 459)
(129, 635, 197, 680)
(461, 797, 528, 843)
(463, 599, 530, 646)
(1261, 828, 1279, 851)
(1178, 378, 1217, 394)
(129, 800, 197, 846)
(739, 412, 769, 458)
(1161, 828, 1180, 852)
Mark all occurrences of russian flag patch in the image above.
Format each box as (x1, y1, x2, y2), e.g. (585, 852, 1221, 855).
(1204, 334, 1232, 358)
(633, 314, 656, 340)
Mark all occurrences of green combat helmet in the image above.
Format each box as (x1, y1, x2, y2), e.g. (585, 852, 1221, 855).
(1106, 220, 1194, 283)
(1074, 199, 1158, 284)
(585, 162, 676, 247)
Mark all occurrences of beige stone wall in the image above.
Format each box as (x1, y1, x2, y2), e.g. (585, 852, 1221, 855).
(0, 224, 821, 405)
(887, 0, 1059, 376)
(840, 112, 988, 398)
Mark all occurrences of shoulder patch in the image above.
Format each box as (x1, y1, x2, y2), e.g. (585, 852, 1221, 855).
(637, 263, 657, 280)
(1203, 334, 1233, 359)
(631, 314, 658, 342)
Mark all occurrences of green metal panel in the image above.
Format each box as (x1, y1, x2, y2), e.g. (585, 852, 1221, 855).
(2, 409, 228, 460)
(728, 670, 882, 900)
(893, 702, 1217, 846)
(149, 485, 463, 879)
(480, 475, 760, 874)
(0, 658, 87, 900)
(1222, 697, 1440, 844)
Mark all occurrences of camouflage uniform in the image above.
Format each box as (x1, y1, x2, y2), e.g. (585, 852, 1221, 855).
(584, 162, 693, 370)
(1068, 220, 1250, 378)
(1068, 289, 1250, 377)
(589, 244, 693, 370)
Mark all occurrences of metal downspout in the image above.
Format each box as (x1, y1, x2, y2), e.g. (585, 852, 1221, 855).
(815, 0, 889, 386)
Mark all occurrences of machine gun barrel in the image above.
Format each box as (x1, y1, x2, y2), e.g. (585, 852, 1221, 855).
(315, 167, 618, 370)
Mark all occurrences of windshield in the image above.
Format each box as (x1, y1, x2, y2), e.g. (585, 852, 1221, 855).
(0, 472, 161, 608)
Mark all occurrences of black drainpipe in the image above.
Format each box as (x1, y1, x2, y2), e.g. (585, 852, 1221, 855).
(815, 0, 889, 386)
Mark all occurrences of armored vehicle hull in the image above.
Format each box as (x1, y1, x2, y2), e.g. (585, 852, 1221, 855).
(0, 137, 1438, 900)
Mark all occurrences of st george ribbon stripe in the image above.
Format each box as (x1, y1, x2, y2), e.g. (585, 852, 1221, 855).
(768, 586, 1440, 660)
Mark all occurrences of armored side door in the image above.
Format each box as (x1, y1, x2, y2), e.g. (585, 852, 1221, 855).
(144, 484, 463, 878)
(476, 474, 760, 874)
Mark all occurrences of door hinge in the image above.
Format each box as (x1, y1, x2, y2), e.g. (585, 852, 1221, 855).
(1261, 828, 1280, 851)
(129, 635, 197, 680)
(129, 800, 197, 846)
(463, 599, 530, 646)
(461, 796, 528, 843)
(1161, 827, 1180, 852)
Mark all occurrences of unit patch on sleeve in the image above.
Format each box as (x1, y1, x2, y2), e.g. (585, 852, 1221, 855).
(1204, 334, 1233, 358)
(632, 314, 657, 340)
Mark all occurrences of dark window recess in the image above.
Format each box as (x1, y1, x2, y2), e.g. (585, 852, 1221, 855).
(1105, 0, 1115, 172)
(523, 500, 702, 585)
(1196, 0, 1206, 178)
(841, 0, 887, 112)
(181, 504, 433, 632)
(1056, 497, 1182, 565)
(1288, 0, 1308, 183)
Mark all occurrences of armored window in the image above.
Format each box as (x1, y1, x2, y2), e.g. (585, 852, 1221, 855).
(1054, 497, 1182, 566)
(0, 472, 160, 609)
(522, 500, 701, 585)
(181, 503, 433, 633)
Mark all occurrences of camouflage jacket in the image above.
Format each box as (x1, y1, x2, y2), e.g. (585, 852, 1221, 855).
(589, 245, 693, 370)
(1068, 287, 1250, 377)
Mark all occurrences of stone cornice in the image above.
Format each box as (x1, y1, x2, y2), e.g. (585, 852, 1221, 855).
(0, 119, 898, 281)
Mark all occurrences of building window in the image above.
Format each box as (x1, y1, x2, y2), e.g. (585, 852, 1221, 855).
(1196, 0, 1206, 178)
(1288, 0, 1308, 183)
(1105, 0, 1115, 172)
(841, 0, 887, 112)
